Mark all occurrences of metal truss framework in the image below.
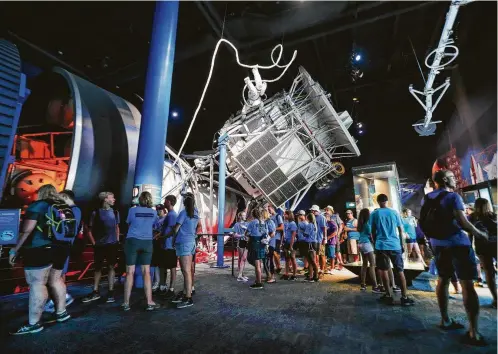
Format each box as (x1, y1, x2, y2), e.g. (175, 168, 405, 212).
(220, 67, 360, 210)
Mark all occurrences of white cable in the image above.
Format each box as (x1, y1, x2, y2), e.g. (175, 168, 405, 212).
(166, 38, 297, 178)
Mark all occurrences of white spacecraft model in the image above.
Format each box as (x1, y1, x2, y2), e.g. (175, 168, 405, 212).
(219, 66, 360, 210)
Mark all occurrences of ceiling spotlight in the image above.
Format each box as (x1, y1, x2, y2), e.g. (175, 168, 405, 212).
(353, 97, 358, 102)
(58, 50, 63, 55)
(171, 111, 179, 118)
(355, 54, 361, 62)
(357, 123, 363, 128)
(359, 130, 363, 134)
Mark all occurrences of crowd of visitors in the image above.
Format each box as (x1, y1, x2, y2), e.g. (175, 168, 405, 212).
(7, 168, 496, 348)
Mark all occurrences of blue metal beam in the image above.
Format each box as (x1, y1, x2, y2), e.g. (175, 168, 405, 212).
(133, 1, 179, 205)
(216, 133, 229, 267)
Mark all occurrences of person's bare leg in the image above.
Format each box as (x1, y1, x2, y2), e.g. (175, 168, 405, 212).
(160, 267, 167, 286)
(108, 266, 115, 291)
(25, 267, 51, 325)
(380, 270, 393, 297)
(284, 252, 290, 276)
(388, 267, 395, 288)
(124, 265, 135, 305)
(93, 270, 102, 292)
(141, 265, 155, 305)
(255, 260, 262, 284)
(412, 243, 427, 267)
(330, 257, 335, 272)
(48, 268, 66, 313)
(180, 255, 193, 297)
(240, 249, 247, 277)
(291, 253, 298, 277)
(479, 255, 497, 305)
(460, 279, 481, 339)
(274, 250, 281, 272)
(360, 254, 368, 285)
(397, 271, 408, 297)
(436, 277, 451, 323)
(367, 253, 378, 287)
(169, 267, 177, 289)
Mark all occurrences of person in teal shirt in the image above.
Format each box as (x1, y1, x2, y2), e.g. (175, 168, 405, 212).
(357, 209, 381, 293)
(402, 208, 426, 267)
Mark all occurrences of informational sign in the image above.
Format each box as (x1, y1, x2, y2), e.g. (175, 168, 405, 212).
(345, 202, 356, 209)
(132, 184, 162, 206)
(0, 209, 21, 245)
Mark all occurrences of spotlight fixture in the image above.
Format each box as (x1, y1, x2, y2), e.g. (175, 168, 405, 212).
(58, 50, 63, 55)
(357, 123, 362, 128)
(353, 97, 358, 102)
(355, 54, 361, 62)
(171, 111, 179, 118)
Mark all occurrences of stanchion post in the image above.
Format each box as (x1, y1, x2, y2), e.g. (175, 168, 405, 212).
(214, 133, 230, 268)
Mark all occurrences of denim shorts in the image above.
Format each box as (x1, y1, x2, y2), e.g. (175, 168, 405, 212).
(433, 245, 478, 281)
(375, 250, 404, 272)
(124, 238, 153, 266)
(326, 245, 335, 258)
(176, 242, 196, 257)
(358, 242, 374, 254)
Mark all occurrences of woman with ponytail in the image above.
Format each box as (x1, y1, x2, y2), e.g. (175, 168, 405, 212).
(171, 192, 199, 308)
(245, 208, 268, 289)
(234, 211, 249, 282)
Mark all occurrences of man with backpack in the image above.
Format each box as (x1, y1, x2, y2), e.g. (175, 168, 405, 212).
(82, 191, 120, 304)
(420, 170, 488, 346)
(44, 190, 81, 313)
(9, 184, 78, 335)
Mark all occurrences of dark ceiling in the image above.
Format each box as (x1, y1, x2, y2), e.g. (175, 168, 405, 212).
(0, 1, 496, 184)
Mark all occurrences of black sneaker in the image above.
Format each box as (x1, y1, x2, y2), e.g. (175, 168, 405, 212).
(145, 303, 160, 311)
(177, 297, 194, 309)
(372, 286, 383, 294)
(378, 285, 386, 293)
(106, 291, 115, 303)
(289, 275, 297, 281)
(313, 277, 319, 283)
(171, 292, 184, 303)
(45, 310, 71, 324)
(163, 289, 175, 298)
(392, 286, 402, 293)
(249, 283, 264, 290)
(401, 296, 415, 307)
(378, 294, 394, 305)
(276, 268, 282, 275)
(303, 277, 315, 283)
(121, 303, 131, 311)
(191, 289, 196, 296)
(360, 284, 367, 291)
(280, 274, 289, 280)
(10, 323, 43, 335)
(82, 291, 101, 303)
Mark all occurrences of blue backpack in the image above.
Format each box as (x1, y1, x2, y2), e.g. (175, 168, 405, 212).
(38, 200, 78, 242)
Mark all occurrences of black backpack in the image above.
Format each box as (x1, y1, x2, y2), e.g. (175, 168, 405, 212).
(91, 209, 118, 240)
(38, 200, 77, 242)
(419, 191, 459, 240)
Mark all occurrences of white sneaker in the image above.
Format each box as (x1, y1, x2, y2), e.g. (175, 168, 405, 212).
(152, 283, 159, 291)
(326, 270, 334, 275)
(44, 300, 55, 313)
(237, 276, 248, 282)
(242, 276, 249, 281)
(66, 293, 74, 307)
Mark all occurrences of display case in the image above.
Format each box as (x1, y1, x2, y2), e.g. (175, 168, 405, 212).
(352, 162, 402, 214)
(461, 179, 497, 210)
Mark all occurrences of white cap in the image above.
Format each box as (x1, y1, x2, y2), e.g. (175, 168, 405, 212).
(297, 210, 306, 216)
(310, 205, 320, 212)
(326, 205, 334, 212)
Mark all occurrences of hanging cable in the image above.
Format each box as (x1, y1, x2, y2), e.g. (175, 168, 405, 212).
(408, 37, 426, 85)
(165, 39, 297, 178)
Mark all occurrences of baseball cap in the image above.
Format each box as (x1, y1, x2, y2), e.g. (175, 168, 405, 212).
(156, 204, 165, 210)
(326, 205, 334, 212)
(310, 205, 320, 212)
(296, 210, 306, 216)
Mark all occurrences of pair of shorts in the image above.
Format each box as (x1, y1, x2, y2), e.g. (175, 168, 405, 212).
(22, 246, 53, 269)
(326, 245, 336, 258)
(94, 243, 118, 270)
(375, 250, 404, 272)
(416, 237, 426, 245)
(433, 246, 478, 281)
(317, 243, 326, 256)
(283, 243, 295, 257)
(250, 242, 267, 260)
(275, 239, 282, 250)
(347, 239, 358, 255)
(340, 242, 348, 254)
(238, 239, 248, 249)
(151, 239, 163, 266)
(160, 249, 178, 269)
(176, 241, 196, 257)
(405, 238, 416, 244)
(124, 238, 153, 266)
(358, 242, 374, 255)
(299, 242, 308, 257)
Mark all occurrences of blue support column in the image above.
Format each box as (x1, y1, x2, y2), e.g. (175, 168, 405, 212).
(133, 0, 179, 206)
(216, 134, 229, 268)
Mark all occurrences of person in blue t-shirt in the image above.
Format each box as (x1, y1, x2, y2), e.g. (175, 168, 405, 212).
(303, 213, 319, 282)
(262, 209, 276, 283)
(424, 170, 487, 345)
(282, 210, 298, 280)
(356, 208, 381, 294)
(268, 205, 284, 275)
(370, 194, 414, 307)
(9, 184, 72, 335)
(233, 211, 249, 282)
(344, 209, 360, 263)
(245, 208, 269, 289)
(324, 211, 338, 274)
(171, 193, 199, 308)
(122, 191, 159, 312)
(158, 195, 178, 297)
(151, 204, 167, 292)
(311, 205, 328, 276)
(83, 191, 120, 304)
(295, 210, 309, 272)
(402, 208, 426, 267)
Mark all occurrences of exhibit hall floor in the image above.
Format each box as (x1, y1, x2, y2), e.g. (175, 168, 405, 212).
(1, 263, 496, 354)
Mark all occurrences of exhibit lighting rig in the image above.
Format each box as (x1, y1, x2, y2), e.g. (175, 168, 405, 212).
(409, 0, 474, 136)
